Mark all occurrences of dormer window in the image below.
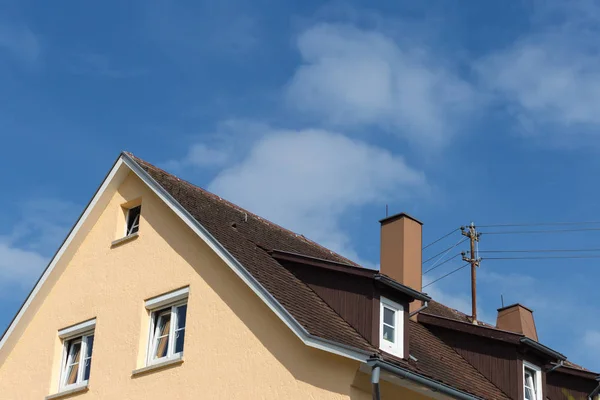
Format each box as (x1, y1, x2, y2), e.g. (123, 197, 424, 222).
(126, 205, 141, 236)
(379, 297, 403, 357)
(523, 362, 542, 400)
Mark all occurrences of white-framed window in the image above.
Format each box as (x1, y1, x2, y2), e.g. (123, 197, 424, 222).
(145, 287, 189, 365)
(125, 205, 141, 236)
(523, 361, 542, 400)
(379, 297, 403, 357)
(58, 319, 96, 391)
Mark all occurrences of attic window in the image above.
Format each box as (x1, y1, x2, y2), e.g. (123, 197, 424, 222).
(379, 297, 403, 357)
(126, 205, 141, 236)
(523, 362, 542, 400)
(56, 319, 96, 393)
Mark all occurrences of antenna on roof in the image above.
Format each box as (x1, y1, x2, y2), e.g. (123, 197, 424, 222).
(501, 294, 504, 308)
(385, 204, 389, 217)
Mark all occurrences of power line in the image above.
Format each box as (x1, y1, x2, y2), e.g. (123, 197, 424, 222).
(423, 263, 470, 288)
(423, 238, 468, 264)
(481, 227, 600, 235)
(423, 253, 461, 275)
(478, 221, 600, 228)
(479, 248, 600, 254)
(484, 255, 600, 260)
(423, 228, 460, 250)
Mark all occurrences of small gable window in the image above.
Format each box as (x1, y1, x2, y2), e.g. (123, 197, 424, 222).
(145, 287, 189, 365)
(380, 297, 403, 357)
(57, 319, 96, 392)
(126, 205, 141, 236)
(524, 362, 542, 400)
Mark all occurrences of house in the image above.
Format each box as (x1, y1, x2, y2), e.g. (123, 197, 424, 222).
(0, 152, 598, 400)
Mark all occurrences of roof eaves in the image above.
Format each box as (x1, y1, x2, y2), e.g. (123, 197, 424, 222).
(520, 337, 566, 361)
(270, 249, 377, 278)
(374, 274, 431, 302)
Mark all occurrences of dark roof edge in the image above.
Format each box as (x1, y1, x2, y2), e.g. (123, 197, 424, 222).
(379, 212, 423, 225)
(374, 274, 431, 302)
(419, 312, 523, 343)
(556, 364, 599, 379)
(270, 250, 377, 278)
(520, 337, 566, 361)
(497, 303, 534, 313)
(368, 358, 483, 400)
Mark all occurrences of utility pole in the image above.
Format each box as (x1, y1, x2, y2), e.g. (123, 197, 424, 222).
(462, 223, 481, 324)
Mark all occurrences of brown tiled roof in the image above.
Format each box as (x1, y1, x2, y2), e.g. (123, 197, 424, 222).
(127, 154, 583, 399)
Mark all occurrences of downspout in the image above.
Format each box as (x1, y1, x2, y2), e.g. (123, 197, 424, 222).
(409, 300, 429, 318)
(588, 376, 600, 400)
(371, 365, 381, 400)
(547, 361, 564, 373)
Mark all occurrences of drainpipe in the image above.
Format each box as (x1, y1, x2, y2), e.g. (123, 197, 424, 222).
(547, 361, 564, 373)
(409, 301, 429, 318)
(588, 376, 600, 400)
(371, 365, 381, 400)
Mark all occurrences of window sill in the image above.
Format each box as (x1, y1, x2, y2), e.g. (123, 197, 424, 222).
(111, 232, 139, 247)
(131, 354, 184, 377)
(45, 383, 89, 400)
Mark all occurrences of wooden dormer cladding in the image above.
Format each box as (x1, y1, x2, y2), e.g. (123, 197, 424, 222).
(273, 251, 420, 360)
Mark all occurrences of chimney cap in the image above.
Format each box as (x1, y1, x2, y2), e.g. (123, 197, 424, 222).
(379, 212, 423, 225)
(497, 303, 534, 313)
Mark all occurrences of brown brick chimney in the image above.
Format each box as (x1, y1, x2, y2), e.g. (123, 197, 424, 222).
(496, 304, 538, 341)
(380, 213, 423, 314)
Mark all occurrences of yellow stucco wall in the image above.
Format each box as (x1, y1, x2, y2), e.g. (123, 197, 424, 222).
(0, 172, 428, 400)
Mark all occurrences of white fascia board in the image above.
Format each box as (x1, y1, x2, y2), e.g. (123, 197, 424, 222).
(58, 318, 96, 339)
(121, 154, 371, 363)
(145, 287, 189, 310)
(0, 156, 129, 356)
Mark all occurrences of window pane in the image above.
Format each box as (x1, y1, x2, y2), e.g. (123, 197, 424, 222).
(175, 328, 185, 354)
(65, 340, 81, 385)
(83, 335, 94, 381)
(176, 304, 187, 330)
(85, 335, 94, 358)
(127, 206, 141, 234)
(524, 388, 534, 400)
(383, 325, 395, 343)
(383, 307, 395, 326)
(153, 313, 171, 359)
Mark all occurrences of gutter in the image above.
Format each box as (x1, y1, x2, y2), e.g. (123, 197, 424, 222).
(520, 337, 566, 361)
(368, 358, 483, 400)
(588, 376, 600, 400)
(374, 274, 431, 303)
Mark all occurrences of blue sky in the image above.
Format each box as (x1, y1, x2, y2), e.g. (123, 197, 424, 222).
(2, 0, 600, 370)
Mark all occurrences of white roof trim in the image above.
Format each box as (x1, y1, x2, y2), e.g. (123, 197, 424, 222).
(0, 153, 371, 364)
(0, 156, 127, 356)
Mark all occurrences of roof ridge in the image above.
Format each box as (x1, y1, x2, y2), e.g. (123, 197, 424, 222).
(127, 153, 361, 267)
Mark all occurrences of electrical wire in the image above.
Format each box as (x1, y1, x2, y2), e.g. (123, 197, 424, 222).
(423, 238, 468, 264)
(481, 227, 600, 235)
(423, 253, 461, 275)
(479, 248, 600, 254)
(423, 228, 460, 250)
(423, 262, 470, 288)
(484, 255, 600, 260)
(478, 221, 600, 228)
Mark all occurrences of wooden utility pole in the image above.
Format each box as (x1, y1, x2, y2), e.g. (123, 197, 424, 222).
(462, 223, 481, 324)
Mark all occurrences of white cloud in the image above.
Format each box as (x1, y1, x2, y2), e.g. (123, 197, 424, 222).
(476, 1, 600, 139)
(583, 330, 600, 352)
(0, 22, 40, 65)
(0, 198, 78, 291)
(207, 128, 426, 262)
(285, 24, 476, 147)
